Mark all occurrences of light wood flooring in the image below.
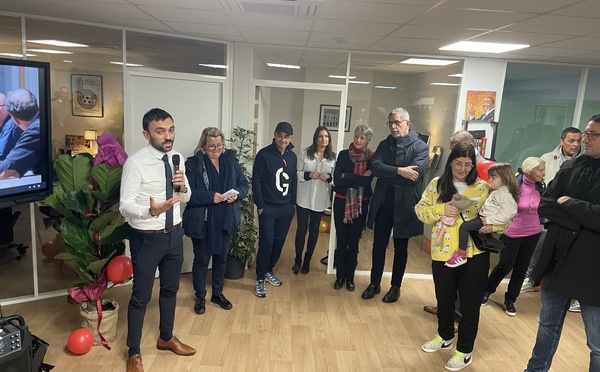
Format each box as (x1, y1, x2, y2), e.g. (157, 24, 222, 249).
(3, 233, 590, 372)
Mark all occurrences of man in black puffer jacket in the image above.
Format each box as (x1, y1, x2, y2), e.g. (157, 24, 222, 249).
(525, 114, 600, 372)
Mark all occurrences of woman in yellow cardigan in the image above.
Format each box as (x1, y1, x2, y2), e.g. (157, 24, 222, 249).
(415, 142, 504, 372)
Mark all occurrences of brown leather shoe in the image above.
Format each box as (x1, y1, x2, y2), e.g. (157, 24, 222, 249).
(423, 305, 438, 315)
(156, 336, 196, 356)
(127, 354, 143, 372)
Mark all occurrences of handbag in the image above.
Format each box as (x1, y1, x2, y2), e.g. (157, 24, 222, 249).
(467, 230, 505, 254)
(460, 213, 505, 254)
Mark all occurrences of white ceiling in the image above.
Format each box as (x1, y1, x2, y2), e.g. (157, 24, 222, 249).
(1, 0, 600, 73)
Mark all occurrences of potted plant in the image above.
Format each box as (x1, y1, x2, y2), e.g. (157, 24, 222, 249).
(224, 126, 258, 279)
(43, 132, 131, 350)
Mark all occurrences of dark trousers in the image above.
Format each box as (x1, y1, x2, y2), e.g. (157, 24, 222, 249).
(370, 200, 409, 287)
(459, 216, 483, 251)
(433, 252, 490, 354)
(333, 197, 368, 282)
(127, 228, 184, 356)
(294, 205, 323, 265)
(486, 233, 541, 302)
(256, 202, 295, 280)
(191, 232, 232, 299)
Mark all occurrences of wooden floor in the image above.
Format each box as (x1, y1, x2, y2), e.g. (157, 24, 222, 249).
(3, 237, 590, 372)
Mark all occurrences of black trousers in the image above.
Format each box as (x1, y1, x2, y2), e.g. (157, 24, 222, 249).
(433, 252, 490, 354)
(127, 228, 184, 356)
(294, 205, 323, 265)
(256, 202, 295, 280)
(191, 232, 232, 299)
(370, 199, 408, 287)
(486, 233, 541, 302)
(333, 197, 369, 282)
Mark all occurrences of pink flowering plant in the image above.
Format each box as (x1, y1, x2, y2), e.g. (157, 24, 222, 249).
(44, 132, 131, 304)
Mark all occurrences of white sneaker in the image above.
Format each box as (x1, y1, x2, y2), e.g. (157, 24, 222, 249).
(520, 280, 535, 293)
(568, 300, 581, 313)
(445, 351, 472, 371)
(421, 334, 453, 353)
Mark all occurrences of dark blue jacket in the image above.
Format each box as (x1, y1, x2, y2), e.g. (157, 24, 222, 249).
(0, 119, 23, 160)
(252, 140, 297, 209)
(0, 114, 40, 176)
(367, 130, 429, 238)
(182, 149, 248, 239)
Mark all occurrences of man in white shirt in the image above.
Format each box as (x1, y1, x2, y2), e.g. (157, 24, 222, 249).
(119, 108, 194, 372)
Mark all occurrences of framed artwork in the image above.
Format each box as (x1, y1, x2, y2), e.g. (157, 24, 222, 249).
(462, 120, 499, 160)
(319, 104, 352, 132)
(465, 90, 496, 122)
(71, 74, 104, 117)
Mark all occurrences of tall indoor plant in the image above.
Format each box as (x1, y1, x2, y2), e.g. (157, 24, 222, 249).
(43, 132, 130, 349)
(225, 126, 258, 279)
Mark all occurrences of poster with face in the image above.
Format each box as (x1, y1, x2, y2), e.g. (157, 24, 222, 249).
(466, 90, 496, 122)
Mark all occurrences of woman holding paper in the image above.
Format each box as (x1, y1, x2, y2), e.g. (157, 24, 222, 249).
(183, 127, 248, 315)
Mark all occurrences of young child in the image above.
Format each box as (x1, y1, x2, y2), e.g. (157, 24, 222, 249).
(445, 163, 519, 268)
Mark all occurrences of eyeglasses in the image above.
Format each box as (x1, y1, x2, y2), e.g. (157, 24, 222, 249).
(451, 160, 474, 170)
(386, 120, 406, 127)
(582, 132, 600, 141)
(206, 143, 223, 150)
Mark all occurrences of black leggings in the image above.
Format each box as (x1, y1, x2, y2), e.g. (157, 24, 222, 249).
(458, 216, 483, 251)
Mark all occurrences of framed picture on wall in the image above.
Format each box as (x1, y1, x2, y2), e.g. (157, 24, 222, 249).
(71, 74, 104, 117)
(319, 104, 352, 132)
(462, 120, 499, 160)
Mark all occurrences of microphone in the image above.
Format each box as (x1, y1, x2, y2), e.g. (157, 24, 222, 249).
(172, 154, 180, 192)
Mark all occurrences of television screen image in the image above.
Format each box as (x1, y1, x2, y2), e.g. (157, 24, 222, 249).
(0, 58, 52, 209)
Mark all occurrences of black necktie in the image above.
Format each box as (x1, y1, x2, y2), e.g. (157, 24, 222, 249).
(162, 154, 173, 230)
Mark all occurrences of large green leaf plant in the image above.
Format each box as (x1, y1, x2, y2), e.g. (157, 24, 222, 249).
(44, 137, 130, 304)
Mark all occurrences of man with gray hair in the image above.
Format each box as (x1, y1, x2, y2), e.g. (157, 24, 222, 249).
(361, 107, 429, 303)
(0, 88, 41, 178)
(449, 130, 484, 163)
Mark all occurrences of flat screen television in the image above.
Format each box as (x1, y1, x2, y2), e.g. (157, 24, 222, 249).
(0, 58, 52, 209)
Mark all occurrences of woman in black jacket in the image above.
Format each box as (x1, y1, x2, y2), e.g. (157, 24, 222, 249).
(332, 124, 374, 291)
(183, 127, 248, 315)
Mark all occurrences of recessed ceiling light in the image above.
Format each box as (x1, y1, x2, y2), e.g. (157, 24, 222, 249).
(440, 41, 529, 53)
(328, 75, 356, 79)
(27, 49, 73, 55)
(430, 83, 460, 86)
(110, 62, 144, 67)
(27, 39, 88, 48)
(0, 52, 37, 57)
(401, 58, 459, 66)
(199, 64, 227, 69)
(267, 63, 300, 69)
(348, 81, 370, 84)
(63, 60, 72, 63)
(375, 86, 397, 90)
(448, 74, 463, 78)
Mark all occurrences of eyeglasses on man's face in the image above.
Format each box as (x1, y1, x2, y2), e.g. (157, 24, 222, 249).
(582, 131, 600, 141)
(386, 120, 406, 128)
(451, 160, 474, 170)
(206, 143, 223, 150)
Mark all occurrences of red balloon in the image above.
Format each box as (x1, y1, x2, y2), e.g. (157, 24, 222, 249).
(423, 239, 431, 254)
(476, 160, 495, 182)
(67, 328, 94, 355)
(41, 241, 56, 259)
(107, 255, 133, 284)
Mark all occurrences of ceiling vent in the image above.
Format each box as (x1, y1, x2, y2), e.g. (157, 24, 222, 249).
(237, 0, 320, 17)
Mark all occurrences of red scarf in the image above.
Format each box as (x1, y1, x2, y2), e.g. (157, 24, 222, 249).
(344, 143, 374, 223)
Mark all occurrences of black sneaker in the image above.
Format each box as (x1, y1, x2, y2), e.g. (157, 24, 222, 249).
(194, 297, 205, 314)
(361, 283, 381, 300)
(504, 300, 517, 316)
(481, 292, 491, 307)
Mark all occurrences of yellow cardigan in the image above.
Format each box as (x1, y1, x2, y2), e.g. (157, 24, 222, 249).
(415, 177, 503, 262)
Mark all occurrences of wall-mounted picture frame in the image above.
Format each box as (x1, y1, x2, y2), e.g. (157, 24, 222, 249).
(462, 120, 499, 160)
(71, 74, 104, 117)
(319, 104, 352, 132)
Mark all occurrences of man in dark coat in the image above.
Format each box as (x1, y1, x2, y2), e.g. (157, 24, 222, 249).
(524, 114, 600, 372)
(361, 107, 429, 303)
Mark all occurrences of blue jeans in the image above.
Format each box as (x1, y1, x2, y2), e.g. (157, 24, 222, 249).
(525, 288, 600, 372)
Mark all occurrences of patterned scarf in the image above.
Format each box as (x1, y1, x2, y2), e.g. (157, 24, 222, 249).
(344, 142, 374, 223)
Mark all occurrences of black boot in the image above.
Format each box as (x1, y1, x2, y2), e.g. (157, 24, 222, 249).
(301, 259, 311, 274)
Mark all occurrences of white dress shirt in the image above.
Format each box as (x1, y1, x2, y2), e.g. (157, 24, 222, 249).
(119, 144, 190, 230)
(296, 148, 335, 212)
